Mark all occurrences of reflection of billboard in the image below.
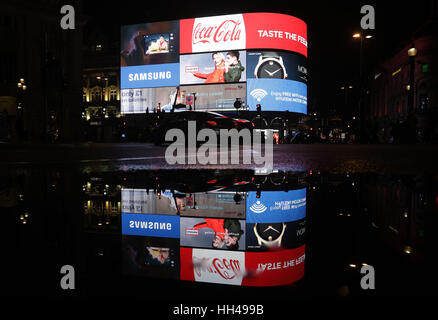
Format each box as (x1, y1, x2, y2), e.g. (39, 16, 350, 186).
(244, 245, 305, 287)
(246, 219, 306, 251)
(247, 51, 307, 83)
(121, 189, 179, 215)
(180, 245, 305, 286)
(122, 213, 180, 238)
(180, 248, 246, 286)
(180, 13, 307, 57)
(246, 189, 306, 223)
(122, 235, 179, 279)
(180, 218, 245, 250)
(121, 21, 179, 66)
(180, 51, 246, 85)
(181, 192, 246, 218)
(181, 83, 246, 111)
(247, 79, 307, 113)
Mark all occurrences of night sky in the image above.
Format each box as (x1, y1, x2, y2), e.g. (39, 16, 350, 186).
(83, 0, 434, 114)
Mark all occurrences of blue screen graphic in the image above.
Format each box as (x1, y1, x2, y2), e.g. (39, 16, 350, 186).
(246, 189, 306, 223)
(121, 63, 180, 89)
(247, 79, 307, 113)
(122, 213, 180, 238)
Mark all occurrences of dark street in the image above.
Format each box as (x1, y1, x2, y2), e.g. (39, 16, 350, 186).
(1, 143, 438, 174)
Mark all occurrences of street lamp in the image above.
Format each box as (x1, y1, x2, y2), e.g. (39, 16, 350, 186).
(408, 44, 417, 113)
(352, 32, 373, 142)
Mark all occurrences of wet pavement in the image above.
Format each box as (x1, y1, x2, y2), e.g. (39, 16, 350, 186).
(2, 143, 438, 174)
(2, 164, 437, 302)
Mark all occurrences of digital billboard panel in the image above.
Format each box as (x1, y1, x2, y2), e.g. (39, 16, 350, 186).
(120, 63, 180, 89)
(243, 245, 305, 286)
(180, 191, 246, 218)
(247, 51, 307, 83)
(121, 20, 180, 67)
(180, 13, 307, 57)
(121, 188, 182, 215)
(121, 213, 180, 238)
(180, 83, 246, 111)
(122, 235, 179, 279)
(246, 219, 306, 251)
(121, 12, 308, 114)
(121, 87, 184, 114)
(246, 188, 306, 223)
(180, 217, 245, 251)
(247, 79, 307, 113)
(180, 246, 305, 286)
(180, 50, 246, 85)
(180, 247, 246, 286)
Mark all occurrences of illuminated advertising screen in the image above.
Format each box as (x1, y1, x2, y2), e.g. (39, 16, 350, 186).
(121, 12, 307, 114)
(180, 248, 246, 286)
(180, 13, 307, 57)
(246, 189, 306, 223)
(180, 245, 305, 286)
(121, 21, 179, 66)
(180, 192, 246, 218)
(121, 213, 180, 238)
(121, 87, 184, 113)
(247, 79, 307, 112)
(180, 83, 246, 111)
(122, 235, 179, 279)
(180, 50, 246, 85)
(120, 63, 180, 89)
(180, 217, 245, 250)
(247, 51, 307, 83)
(243, 245, 305, 286)
(121, 188, 181, 215)
(246, 219, 306, 251)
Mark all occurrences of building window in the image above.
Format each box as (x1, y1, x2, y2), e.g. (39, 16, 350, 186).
(110, 89, 117, 101)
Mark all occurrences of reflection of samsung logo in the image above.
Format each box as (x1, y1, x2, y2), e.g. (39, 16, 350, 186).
(128, 71, 172, 81)
(129, 220, 172, 230)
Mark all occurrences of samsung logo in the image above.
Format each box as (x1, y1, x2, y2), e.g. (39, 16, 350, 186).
(129, 220, 172, 230)
(128, 71, 172, 81)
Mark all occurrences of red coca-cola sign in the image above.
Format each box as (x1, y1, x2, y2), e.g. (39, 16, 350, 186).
(194, 257, 241, 279)
(193, 19, 242, 45)
(180, 12, 307, 57)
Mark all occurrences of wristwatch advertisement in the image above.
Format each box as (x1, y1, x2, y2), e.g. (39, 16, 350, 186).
(254, 55, 288, 79)
(246, 219, 306, 251)
(247, 50, 308, 83)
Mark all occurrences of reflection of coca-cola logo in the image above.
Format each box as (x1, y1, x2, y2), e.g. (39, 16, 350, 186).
(194, 257, 241, 279)
(193, 20, 242, 45)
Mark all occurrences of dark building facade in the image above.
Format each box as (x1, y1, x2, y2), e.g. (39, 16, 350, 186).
(0, 0, 84, 143)
(366, 19, 438, 143)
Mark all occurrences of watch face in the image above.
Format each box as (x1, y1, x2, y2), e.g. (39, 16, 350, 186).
(255, 223, 284, 242)
(256, 59, 285, 79)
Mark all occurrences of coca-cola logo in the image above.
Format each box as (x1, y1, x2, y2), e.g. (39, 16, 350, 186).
(193, 19, 242, 45)
(194, 257, 241, 279)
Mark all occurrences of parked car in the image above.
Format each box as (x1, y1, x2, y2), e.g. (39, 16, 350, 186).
(152, 111, 253, 145)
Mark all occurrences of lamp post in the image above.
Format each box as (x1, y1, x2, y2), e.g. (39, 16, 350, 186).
(352, 33, 372, 143)
(16, 78, 27, 141)
(407, 44, 417, 113)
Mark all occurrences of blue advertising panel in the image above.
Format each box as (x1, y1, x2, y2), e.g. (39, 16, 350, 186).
(246, 79, 307, 113)
(122, 213, 180, 238)
(246, 189, 306, 223)
(121, 63, 180, 89)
